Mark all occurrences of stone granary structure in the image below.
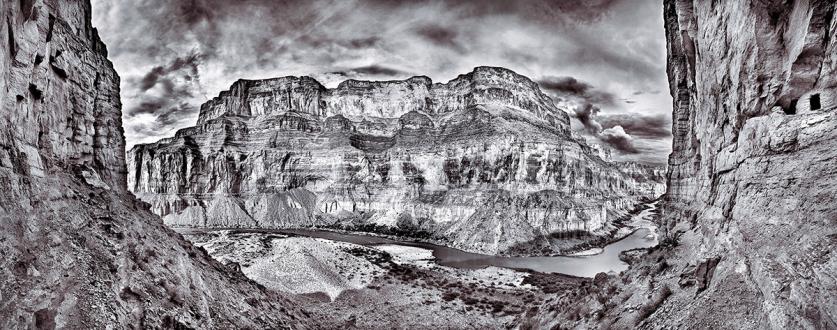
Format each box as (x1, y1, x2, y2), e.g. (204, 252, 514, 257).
(795, 88, 836, 114)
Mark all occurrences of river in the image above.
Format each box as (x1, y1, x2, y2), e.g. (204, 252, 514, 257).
(179, 202, 659, 278)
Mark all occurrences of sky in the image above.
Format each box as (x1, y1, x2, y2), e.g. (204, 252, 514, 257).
(91, 0, 672, 165)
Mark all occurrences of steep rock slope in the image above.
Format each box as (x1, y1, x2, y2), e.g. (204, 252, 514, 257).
(616, 162, 666, 198)
(129, 68, 665, 256)
(0, 1, 308, 328)
(530, 1, 836, 329)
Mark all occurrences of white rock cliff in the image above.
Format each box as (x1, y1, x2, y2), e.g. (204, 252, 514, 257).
(531, 1, 837, 328)
(128, 68, 666, 256)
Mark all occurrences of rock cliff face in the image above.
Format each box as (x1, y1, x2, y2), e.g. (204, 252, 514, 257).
(531, 1, 836, 329)
(128, 67, 665, 256)
(653, 0, 836, 327)
(616, 162, 667, 198)
(0, 1, 306, 328)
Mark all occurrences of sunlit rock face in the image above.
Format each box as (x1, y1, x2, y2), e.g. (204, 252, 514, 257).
(0, 0, 123, 190)
(655, 0, 837, 328)
(0, 1, 306, 328)
(129, 66, 665, 256)
(531, 1, 837, 329)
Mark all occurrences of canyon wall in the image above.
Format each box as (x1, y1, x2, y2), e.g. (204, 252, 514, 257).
(531, 1, 836, 329)
(654, 0, 837, 327)
(0, 1, 307, 328)
(129, 67, 665, 256)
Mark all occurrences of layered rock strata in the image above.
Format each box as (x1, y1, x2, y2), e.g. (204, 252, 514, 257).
(651, 0, 837, 327)
(0, 1, 307, 328)
(129, 67, 665, 256)
(531, 1, 837, 328)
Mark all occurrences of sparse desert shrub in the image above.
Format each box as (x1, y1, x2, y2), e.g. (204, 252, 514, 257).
(491, 301, 504, 313)
(441, 292, 458, 301)
(607, 285, 618, 295)
(635, 285, 673, 324)
(567, 306, 582, 321)
(659, 234, 680, 248)
(655, 260, 670, 274)
(622, 275, 632, 285)
(525, 306, 539, 318)
(462, 296, 478, 305)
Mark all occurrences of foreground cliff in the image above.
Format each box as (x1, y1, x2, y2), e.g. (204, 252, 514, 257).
(128, 68, 665, 256)
(0, 1, 308, 328)
(530, 1, 836, 329)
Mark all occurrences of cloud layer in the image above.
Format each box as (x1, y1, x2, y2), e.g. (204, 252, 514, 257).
(91, 0, 672, 164)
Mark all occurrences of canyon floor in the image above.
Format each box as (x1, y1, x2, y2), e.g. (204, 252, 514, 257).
(177, 201, 660, 328)
(184, 230, 575, 328)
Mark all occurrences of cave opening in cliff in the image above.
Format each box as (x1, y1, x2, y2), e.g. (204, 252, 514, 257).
(786, 99, 798, 115)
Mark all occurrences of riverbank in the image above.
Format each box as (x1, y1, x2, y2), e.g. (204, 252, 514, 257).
(173, 199, 661, 259)
(177, 222, 658, 278)
(567, 200, 661, 256)
(177, 204, 661, 328)
(182, 229, 574, 329)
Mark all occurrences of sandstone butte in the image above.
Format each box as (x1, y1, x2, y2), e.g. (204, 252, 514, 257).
(128, 65, 666, 256)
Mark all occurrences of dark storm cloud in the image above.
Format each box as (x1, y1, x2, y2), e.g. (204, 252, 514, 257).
(414, 25, 463, 52)
(537, 72, 669, 161)
(598, 113, 671, 139)
(129, 100, 165, 116)
(138, 53, 202, 92)
(538, 76, 617, 106)
(176, 0, 216, 26)
(126, 53, 202, 117)
(599, 126, 639, 154)
(345, 37, 381, 49)
(327, 65, 409, 79)
(156, 103, 199, 127)
(571, 108, 670, 156)
(571, 104, 640, 154)
(128, 102, 199, 140)
(632, 89, 662, 96)
(349, 65, 406, 76)
(124, 53, 204, 141)
(573, 103, 603, 133)
(425, 0, 624, 24)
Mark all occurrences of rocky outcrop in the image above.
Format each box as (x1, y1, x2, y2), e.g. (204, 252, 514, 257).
(650, 1, 837, 327)
(531, 1, 837, 329)
(615, 162, 666, 198)
(0, 1, 307, 328)
(128, 67, 665, 256)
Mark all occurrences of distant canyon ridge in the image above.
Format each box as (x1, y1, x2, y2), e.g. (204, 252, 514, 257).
(128, 67, 665, 255)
